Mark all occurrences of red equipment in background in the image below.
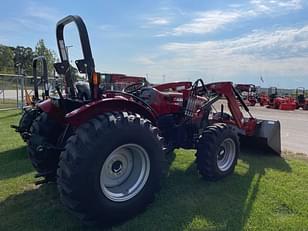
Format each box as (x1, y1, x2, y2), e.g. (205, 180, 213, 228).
(101, 73, 148, 91)
(296, 87, 308, 110)
(235, 84, 257, 106)
(267, 87, 296, 110)
(259, 91, 269, 106)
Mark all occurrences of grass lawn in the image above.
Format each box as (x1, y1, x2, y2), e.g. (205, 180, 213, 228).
(0, 110, 308, 231)
(0, 99, 18, 109)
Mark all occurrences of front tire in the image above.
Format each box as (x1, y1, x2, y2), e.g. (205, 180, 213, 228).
(18, 107, 40, 141)
(27, 112, 64, 181)
(57, 112, 165, 225)
(196, 123, 239, 181)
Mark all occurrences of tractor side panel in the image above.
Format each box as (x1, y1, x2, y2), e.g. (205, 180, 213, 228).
(65, 98, 156, 126)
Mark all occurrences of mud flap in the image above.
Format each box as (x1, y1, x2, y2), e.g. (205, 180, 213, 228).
(241, 119, 281, 155)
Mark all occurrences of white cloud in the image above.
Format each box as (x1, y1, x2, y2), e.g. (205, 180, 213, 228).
(98, 25, 113, 31)
(172, 11, 242, 35)
(146, 17, 170, 26)
(26, 3, 60, 22)
(140, 16, 171, 30)
(166, 0, 303, 36)
(0, 3, 60, 37)
(134, 56, 155, 65)
(135, 26, 308, 86)
(250, 0, 303, 12)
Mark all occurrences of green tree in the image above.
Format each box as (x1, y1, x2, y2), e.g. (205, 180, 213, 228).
(34, 39, 56, 76)
(0, 45, 15, 73)
(13, 46, 34, 75)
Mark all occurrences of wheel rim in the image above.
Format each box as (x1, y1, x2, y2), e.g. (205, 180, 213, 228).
(217, 138, 236, 172)
(100, 144, 150, 202)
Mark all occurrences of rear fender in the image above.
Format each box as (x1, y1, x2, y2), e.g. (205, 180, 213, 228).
(38, 99, 66, 123)
(65, 98, 157, 126)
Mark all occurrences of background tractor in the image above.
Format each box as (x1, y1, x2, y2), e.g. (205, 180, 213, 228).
(14, 15, 281, 226)
(235, 83, 257, 106)
(295, 87, 308, 110)
(267, 87, 296, 110)
(259, 91, 269, 106)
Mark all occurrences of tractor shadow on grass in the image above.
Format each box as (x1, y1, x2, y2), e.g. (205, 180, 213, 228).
(126, 148, 292, 231)
(0, 146, 34, 181)
(0, 149, 292, 231)
(0, 184, 91, 231)
(0, 111, 21, 120)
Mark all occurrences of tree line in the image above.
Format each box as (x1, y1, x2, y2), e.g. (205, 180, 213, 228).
(0, 39, 56, 76)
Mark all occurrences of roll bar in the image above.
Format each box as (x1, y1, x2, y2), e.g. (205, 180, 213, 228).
(54, 15, 97, 99)
(32, 56, 49, 99)
(296, 87, 305, 95)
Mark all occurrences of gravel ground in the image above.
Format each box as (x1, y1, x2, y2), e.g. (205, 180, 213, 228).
(249, 106, 308, 154)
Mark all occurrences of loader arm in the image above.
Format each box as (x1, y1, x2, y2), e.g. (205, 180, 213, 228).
(206, 82, 256, 135)
(206, 81, 281, 154)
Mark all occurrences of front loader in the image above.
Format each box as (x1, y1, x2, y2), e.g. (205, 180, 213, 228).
(14, 15, 281, 226)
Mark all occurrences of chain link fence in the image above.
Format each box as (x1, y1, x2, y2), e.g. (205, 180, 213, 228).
(0, 74, 24, 110)
(0, 74, 62, 110)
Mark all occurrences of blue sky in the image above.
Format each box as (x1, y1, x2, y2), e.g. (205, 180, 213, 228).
(0, 0, 308, 88)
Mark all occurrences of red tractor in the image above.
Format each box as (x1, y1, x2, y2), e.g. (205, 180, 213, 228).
(101, 73, 148, 91)
(259, 91, 269, 106)
(267, 87, 296, 110)
(296, 87, 308, 110)
(14, 15, 281, 226)
(235, 84, 257, 106)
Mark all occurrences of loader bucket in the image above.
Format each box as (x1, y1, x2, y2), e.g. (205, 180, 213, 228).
(241, 120, 281, 155)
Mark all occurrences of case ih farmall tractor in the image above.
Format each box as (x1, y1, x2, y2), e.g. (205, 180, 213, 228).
(14, 15, 281, 226)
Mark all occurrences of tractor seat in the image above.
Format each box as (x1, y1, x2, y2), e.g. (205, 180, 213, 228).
(75, 81, 91, 100)
(139, 87, 157, 104)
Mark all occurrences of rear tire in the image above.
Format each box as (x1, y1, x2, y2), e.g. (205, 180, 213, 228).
(57, 112, 165, 225)
(196, 123, 239, 181)
(27, 112, 64, 181)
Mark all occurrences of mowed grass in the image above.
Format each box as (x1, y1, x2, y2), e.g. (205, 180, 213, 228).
(0, 99, 18, 109)
(0, 110, 308, 231)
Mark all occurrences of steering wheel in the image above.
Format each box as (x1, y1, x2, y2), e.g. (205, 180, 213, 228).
(123, 82, 145, 94)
